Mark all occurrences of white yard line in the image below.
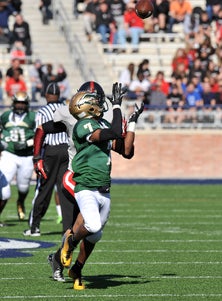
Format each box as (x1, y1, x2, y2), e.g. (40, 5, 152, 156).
(1, 294, 222, 299)
(1, 261, 222, 265)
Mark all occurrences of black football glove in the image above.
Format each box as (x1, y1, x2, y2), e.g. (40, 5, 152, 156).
(128, 102, 144, 123)
(14, 142, 27, 151)
(33, 156, 48, 179)
(108, 82, 127, 106)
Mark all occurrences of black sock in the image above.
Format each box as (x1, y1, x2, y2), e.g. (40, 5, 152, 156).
(0, 199, 7, 214)
(71, 260, 84, 275)
(69, 234, 79, 249)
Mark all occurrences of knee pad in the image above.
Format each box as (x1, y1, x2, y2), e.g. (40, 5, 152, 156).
(84, 220, 102, 234)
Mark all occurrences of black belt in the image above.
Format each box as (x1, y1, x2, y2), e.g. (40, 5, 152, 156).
(98, 185, 110, 193)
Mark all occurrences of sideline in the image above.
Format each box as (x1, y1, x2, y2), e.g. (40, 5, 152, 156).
(112, 178, 222, 185)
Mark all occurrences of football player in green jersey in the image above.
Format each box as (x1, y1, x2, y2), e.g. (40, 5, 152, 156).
(0, 91, 36, 220)
(58, 82, 143, 289)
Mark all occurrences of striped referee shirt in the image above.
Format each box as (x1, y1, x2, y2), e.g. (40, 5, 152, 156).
(36, 102, 69, 146)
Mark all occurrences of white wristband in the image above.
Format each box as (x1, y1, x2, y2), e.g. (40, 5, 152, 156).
(27, 139, 34, 147)
(113, 104, 121, 110)
(127, 122, 136, 132)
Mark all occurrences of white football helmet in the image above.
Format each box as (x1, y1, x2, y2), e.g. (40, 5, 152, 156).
(69, 91, 106, 120)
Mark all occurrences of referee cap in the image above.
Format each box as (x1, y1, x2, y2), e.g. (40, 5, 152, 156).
(46, 82, 60, 96)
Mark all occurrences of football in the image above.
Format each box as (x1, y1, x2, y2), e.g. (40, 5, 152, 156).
(135, 0, 154, 19)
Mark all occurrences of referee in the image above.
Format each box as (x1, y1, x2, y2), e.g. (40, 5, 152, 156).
(23, 82, 74, 236)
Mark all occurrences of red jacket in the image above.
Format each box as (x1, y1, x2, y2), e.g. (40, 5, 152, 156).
(5, 78, 27, 96)
(124, 10, 144, 28)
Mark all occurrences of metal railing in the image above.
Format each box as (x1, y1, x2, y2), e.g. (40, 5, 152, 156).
(52, 0, 96, 81)
(122, 101, 222, 130)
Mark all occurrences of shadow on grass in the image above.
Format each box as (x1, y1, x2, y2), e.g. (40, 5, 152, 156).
(66, 274, 155, 289)
(44, 231, 63, 236)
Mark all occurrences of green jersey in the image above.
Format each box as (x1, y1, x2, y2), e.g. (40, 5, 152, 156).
(72, 118, 112, 192)
(0, 110, 36, 156)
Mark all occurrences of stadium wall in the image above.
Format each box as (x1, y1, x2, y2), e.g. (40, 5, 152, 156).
(111, 130, 222, 180)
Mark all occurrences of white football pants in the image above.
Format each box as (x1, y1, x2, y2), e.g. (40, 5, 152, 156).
(75, 189, 111, 234)
(0, 151, 33, 193)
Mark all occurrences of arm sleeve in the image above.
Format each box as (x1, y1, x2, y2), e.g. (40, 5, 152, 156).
(33, 127, 45, 157)
(114, 138, 135, 159)
(42, 120, 66, 134)
(99, 107, 122, 141)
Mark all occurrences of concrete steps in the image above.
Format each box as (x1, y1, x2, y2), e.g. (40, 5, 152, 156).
(21, 0, 83, 96)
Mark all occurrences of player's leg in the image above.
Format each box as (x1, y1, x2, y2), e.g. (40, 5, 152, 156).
(68, 231, 102, 290)
(48, 212, 83, 282)
(67, 191, 110, 288)
(61, 190, 110, 268)
(55, 146, 75, 234)
(16, 156, 33, 220)
(0, 171, 11, 225)
(54, 188, 62, 224)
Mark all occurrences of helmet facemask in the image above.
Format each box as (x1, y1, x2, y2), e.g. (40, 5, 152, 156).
(12, 92, 30, 115)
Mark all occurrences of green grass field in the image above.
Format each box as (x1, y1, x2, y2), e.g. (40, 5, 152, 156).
(1, 184, 222, 301)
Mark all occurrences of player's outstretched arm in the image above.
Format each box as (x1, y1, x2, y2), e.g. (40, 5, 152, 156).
(113, 102, 144, 159)
(90, 83, 126, 142)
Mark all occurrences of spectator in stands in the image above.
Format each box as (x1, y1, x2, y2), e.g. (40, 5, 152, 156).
(95, 0, 117, 47)
(188, 57, 205, 82)
(41, 63, 67, 96)
(0, 69, 3, 103)
(148, 81, 167, 108)
(12, 13, 32, 56)
(185, 41, 198, 67)
(29, 59, 43, 102)
(184, 81, 203, 109)
(39, 0, 53, 25)
(215, 79, 222, 105)
(170, 74, 185, 95)
(11, 0, 22, 13)
(205, 59, 220, 79)
(117, 1, 145, 53)
(6, 57, 23, 79)
(10, 40, 26, 63)
(197, 36, 215, 70)
(205, 0, 221, 22)
(127, 71, 150, 103)
(57, 64, 71, 102)
(5, 68, 27, 98)
(109, 0, 125, 34)
(201, 80, 217, 108)
(208, 75, 219, 93)
(152, 0, 169, 33)
(0, 0, 16, 45)
(190, 74, 203, 96)
(41, 63, 56, 96)
(183, 7, 200, 44)
(83, 0, 99, 42)
(172, 47, 189, 75)
(198, 10, 212, 40)
(215, 8, 222, 45)
(152, 70, 170, 96)
(118, 62, 135, 89)
(171, 61, 188, 79)
(166, 84, 184, 123)
(137, 59, 151, 81)
(167, 0, 192, 34)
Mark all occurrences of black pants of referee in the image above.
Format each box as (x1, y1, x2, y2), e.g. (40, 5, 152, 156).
(29, 144, 75, 233)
